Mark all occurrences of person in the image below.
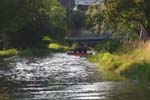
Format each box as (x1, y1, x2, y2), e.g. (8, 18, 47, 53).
(72, 43, 88, 54)
(73, 45, 82, 53)
(82, 44, 88, 53)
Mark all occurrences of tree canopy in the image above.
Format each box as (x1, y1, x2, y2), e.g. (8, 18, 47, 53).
(0, 0, 67, 49)
(103, 0, 150, 38)
(85, 0, 150, 39)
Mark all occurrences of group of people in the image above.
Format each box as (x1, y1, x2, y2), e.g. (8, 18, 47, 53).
(73, 43, 88, 54)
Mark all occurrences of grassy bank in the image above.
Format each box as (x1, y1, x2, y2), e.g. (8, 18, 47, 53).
(89, 40, 150, 81)
(0, 42, 70, 58)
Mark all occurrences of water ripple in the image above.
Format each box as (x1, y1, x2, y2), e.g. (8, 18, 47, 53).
(0, 53, 150, 100)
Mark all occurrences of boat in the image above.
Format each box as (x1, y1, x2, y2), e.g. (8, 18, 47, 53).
(67, 51, 92, 57)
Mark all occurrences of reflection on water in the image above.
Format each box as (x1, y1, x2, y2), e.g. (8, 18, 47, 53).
(0, 53, 150, 100)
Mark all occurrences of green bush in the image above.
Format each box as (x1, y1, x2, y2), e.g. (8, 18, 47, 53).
(122, 61, 150, 81)
(89, 52, 122, 71)
(94, 39, 121, 52)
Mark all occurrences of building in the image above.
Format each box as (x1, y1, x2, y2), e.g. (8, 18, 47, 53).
(59, 0, 88, 11)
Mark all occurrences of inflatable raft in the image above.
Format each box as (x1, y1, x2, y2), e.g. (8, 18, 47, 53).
(67, 52, 92, 57)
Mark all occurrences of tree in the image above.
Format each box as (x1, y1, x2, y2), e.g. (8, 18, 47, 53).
(48, 0, 68, 40)
(0, 0, 67, 49)
(85, 6, 104, 34)
(103, 0, 150, 39)
(67, 10, 85, 36)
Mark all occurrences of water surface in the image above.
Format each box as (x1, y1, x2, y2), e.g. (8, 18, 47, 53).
(0, 53, 150, 100)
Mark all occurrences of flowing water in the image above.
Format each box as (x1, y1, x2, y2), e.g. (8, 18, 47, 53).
(0, 53, 150, 100)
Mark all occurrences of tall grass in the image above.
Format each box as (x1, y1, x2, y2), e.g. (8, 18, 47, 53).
(89, 40, 150, 81)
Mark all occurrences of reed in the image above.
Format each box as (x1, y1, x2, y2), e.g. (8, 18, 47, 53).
(89, 40, 150, 81)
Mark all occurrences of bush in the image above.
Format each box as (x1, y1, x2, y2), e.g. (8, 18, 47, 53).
(89, 52, 122, 71)
(121, 61, 150, 81)
(94, 39, 121, 52)
(89, 41, 150, 81)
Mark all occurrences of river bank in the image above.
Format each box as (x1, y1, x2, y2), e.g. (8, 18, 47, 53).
(0, 42, 70, 58)
(88, 40, 150, 81)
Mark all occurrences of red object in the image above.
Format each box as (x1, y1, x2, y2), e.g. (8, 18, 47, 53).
(67, 52, 92, 57)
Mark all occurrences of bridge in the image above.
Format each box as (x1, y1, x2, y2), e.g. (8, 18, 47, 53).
(66, 35, 111, 42)
(65, 35, 112, 48)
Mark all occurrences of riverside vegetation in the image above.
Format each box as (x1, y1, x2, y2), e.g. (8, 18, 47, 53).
(89, 40, 150, 81)
(0, 42, 69, 57)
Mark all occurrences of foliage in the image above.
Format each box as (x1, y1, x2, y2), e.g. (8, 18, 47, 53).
(19, 48, 51, 57)
(94, 39, 121, 52)
(0, 0, 67, 49)
(85, 6, 104, 34)
(70, 43, 78, 49)
(0, 42, 70, 57)
(0, 0, 51, 32)
(89, 52, 122, 70)
(0, 49, 18, 57)
(19, 42, 70, 57)
(122, 61, 150, 81)
(89, 40, 150, 81)
(48, 43, 69, 51)
(48, 0, 68, 40)
(68, 11, 85, 29)
(85, 0, 150, 38)
(104, 0, 150, 37)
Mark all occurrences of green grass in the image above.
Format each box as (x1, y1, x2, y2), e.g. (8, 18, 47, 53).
(0, 49, 19, 57)
(89, 40, 150, 81)
(0, 42, 70, 57)
(48, 43, 69, 51)
(19, 42, 70, 57)
(89, 52, 123, 70)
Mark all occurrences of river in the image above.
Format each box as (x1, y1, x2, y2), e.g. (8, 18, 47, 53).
(0, 53, 150, 100)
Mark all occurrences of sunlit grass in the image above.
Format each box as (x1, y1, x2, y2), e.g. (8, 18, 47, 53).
(0, 49, 19, 57)
(0, 42, 70, 57)
(48, 43, 69, 51)
(89, 40, 150, 81)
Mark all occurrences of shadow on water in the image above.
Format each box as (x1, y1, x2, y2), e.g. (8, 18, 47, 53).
(0, 53, 150, 100)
